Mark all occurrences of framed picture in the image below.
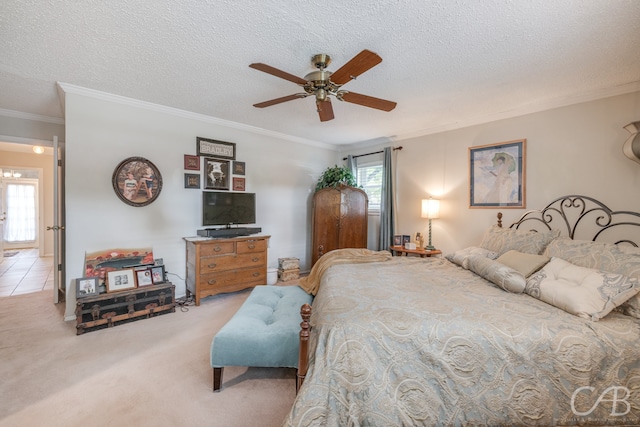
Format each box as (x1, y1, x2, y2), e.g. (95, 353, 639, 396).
(76, 277, 99, 298)
(184, 173, 200, 189)
(469, 139, 526, 209)
(83, 247, 154, 291)
(232, 177, 245, 191)
(233, 161, 245, 175)
(184, 154, 200, 170)
(196, 137, 236, 160)
(204, 158, 230, 190)
(107, 269, 137, 293)
(150, 265, 166, 284)
(136, 268, 154, 287)
(393, 235, 403, 246)
(112, 157, 163, 207)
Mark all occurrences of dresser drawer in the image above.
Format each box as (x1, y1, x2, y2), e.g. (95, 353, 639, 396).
(198, 267, 265, 290)
(237, 239, 267, 253)
(199, 252, 266, 274)
(199, 241, 235, 257)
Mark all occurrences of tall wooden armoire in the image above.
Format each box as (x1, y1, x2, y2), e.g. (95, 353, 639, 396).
(311, 185, 368, 266)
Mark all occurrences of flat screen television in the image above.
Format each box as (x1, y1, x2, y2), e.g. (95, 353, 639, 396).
(202, 191, 256, 227)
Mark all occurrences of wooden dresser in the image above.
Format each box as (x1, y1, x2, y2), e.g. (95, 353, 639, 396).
(184, 235, 270, 305)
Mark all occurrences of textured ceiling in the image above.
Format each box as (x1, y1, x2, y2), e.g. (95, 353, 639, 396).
(1, 0, 639, 146)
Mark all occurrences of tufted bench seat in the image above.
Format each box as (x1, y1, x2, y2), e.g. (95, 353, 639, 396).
(210, 285, 313, 391)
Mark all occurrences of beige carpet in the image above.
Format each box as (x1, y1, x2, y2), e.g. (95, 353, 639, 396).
(0, 287, 299, 427)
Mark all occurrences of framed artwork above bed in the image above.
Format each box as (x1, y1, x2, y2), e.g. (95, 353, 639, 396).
(469, 139, 526, 209)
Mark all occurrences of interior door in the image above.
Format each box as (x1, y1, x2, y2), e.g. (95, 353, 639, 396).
(50, 136, 66, 303)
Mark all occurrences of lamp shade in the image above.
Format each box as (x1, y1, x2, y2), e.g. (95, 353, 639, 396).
(421, 198, 440, 219)
(623, 121, 640, 165)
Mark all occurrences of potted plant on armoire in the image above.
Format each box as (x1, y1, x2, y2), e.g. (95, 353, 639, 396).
(311, 165, 368, 266)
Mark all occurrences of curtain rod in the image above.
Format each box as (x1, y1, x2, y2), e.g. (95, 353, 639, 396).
(342, 146, 403, 161)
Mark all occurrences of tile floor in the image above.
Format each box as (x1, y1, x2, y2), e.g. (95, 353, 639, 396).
(0, 249, 54, 297)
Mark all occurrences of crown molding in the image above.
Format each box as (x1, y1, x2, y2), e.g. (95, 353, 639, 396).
(56, 82, 337, 151)
(0, 108, 65, 125)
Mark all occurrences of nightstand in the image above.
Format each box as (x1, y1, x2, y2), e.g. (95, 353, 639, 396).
(389, 245, 442, 258)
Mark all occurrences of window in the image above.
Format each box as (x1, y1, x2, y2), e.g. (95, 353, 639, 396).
(4, 182, 37, 243)
(356, 161, 383, 213)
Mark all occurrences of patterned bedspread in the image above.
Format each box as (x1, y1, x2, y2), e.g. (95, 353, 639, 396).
(283, 257, 640, 426)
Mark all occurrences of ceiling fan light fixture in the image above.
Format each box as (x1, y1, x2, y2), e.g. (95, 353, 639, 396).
(316, 88, 327, 102)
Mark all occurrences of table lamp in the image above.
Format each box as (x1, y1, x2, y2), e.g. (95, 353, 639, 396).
(421, 198, 440, 250)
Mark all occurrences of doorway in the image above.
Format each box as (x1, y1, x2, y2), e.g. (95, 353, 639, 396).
(0, 143, 57, 298)
(2, 171, 40, 251)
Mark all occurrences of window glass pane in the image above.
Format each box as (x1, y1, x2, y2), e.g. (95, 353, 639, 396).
(5, 182, 37, 242)
(356, 162, 382, 212)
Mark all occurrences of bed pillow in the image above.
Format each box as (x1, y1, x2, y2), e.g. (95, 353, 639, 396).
(620, 297, 640, 318)
(467, 255, 526, 293)
(496, 250, 550, 277)
(445, 246, 498, 269)
(479, 225, 560, 256)
(544, 238, 640, 319)
(524, 257, 640, 321)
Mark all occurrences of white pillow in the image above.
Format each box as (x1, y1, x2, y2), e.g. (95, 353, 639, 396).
(524, 257, 640, 321)
(445, 246, 498, 269)
(467, 255, 526, 293)
(544, 238, 640, 319)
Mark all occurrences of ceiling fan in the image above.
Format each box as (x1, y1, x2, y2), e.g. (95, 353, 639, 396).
(249, 49, 397, 122)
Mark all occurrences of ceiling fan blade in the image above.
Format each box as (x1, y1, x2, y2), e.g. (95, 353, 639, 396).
(253, 94, 307, 108)
(330, 50, 383, 85)
(339, 91, 397, 112)
(316, 99, 334, 122)
(249, 63, 308, 85)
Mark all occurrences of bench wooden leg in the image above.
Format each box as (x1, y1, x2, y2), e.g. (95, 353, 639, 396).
(213, 367, 223, 392)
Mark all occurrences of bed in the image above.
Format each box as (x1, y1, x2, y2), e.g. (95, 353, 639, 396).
(284, 195, 640, 427)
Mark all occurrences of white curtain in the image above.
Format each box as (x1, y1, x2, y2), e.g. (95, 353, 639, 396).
(4, 182, 37, 242)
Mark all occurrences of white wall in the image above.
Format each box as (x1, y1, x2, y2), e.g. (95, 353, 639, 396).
(63, 91, 337, 319)
(342, 91, 640, 255)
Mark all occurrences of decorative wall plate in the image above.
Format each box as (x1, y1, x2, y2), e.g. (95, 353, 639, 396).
(112, 157, 162, 207)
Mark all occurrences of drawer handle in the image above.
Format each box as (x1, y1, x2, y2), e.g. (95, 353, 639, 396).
(248, 244, 255, 249)
(252, 272, 260, 277)
(252, 257, 259, 262)
(214, 246, 222, 252)
(207, 279, 217, 285)
(207, 263, 217, 269)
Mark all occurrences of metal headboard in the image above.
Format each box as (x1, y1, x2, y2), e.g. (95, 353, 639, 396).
(500, 195, 640, 247)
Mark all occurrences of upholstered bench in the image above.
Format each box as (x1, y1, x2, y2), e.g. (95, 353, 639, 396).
(210, 285, 313, 391)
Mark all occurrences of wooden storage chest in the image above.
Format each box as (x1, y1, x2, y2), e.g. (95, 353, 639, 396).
(75, 282, 175, 335)
(184, 235, 270, 305)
